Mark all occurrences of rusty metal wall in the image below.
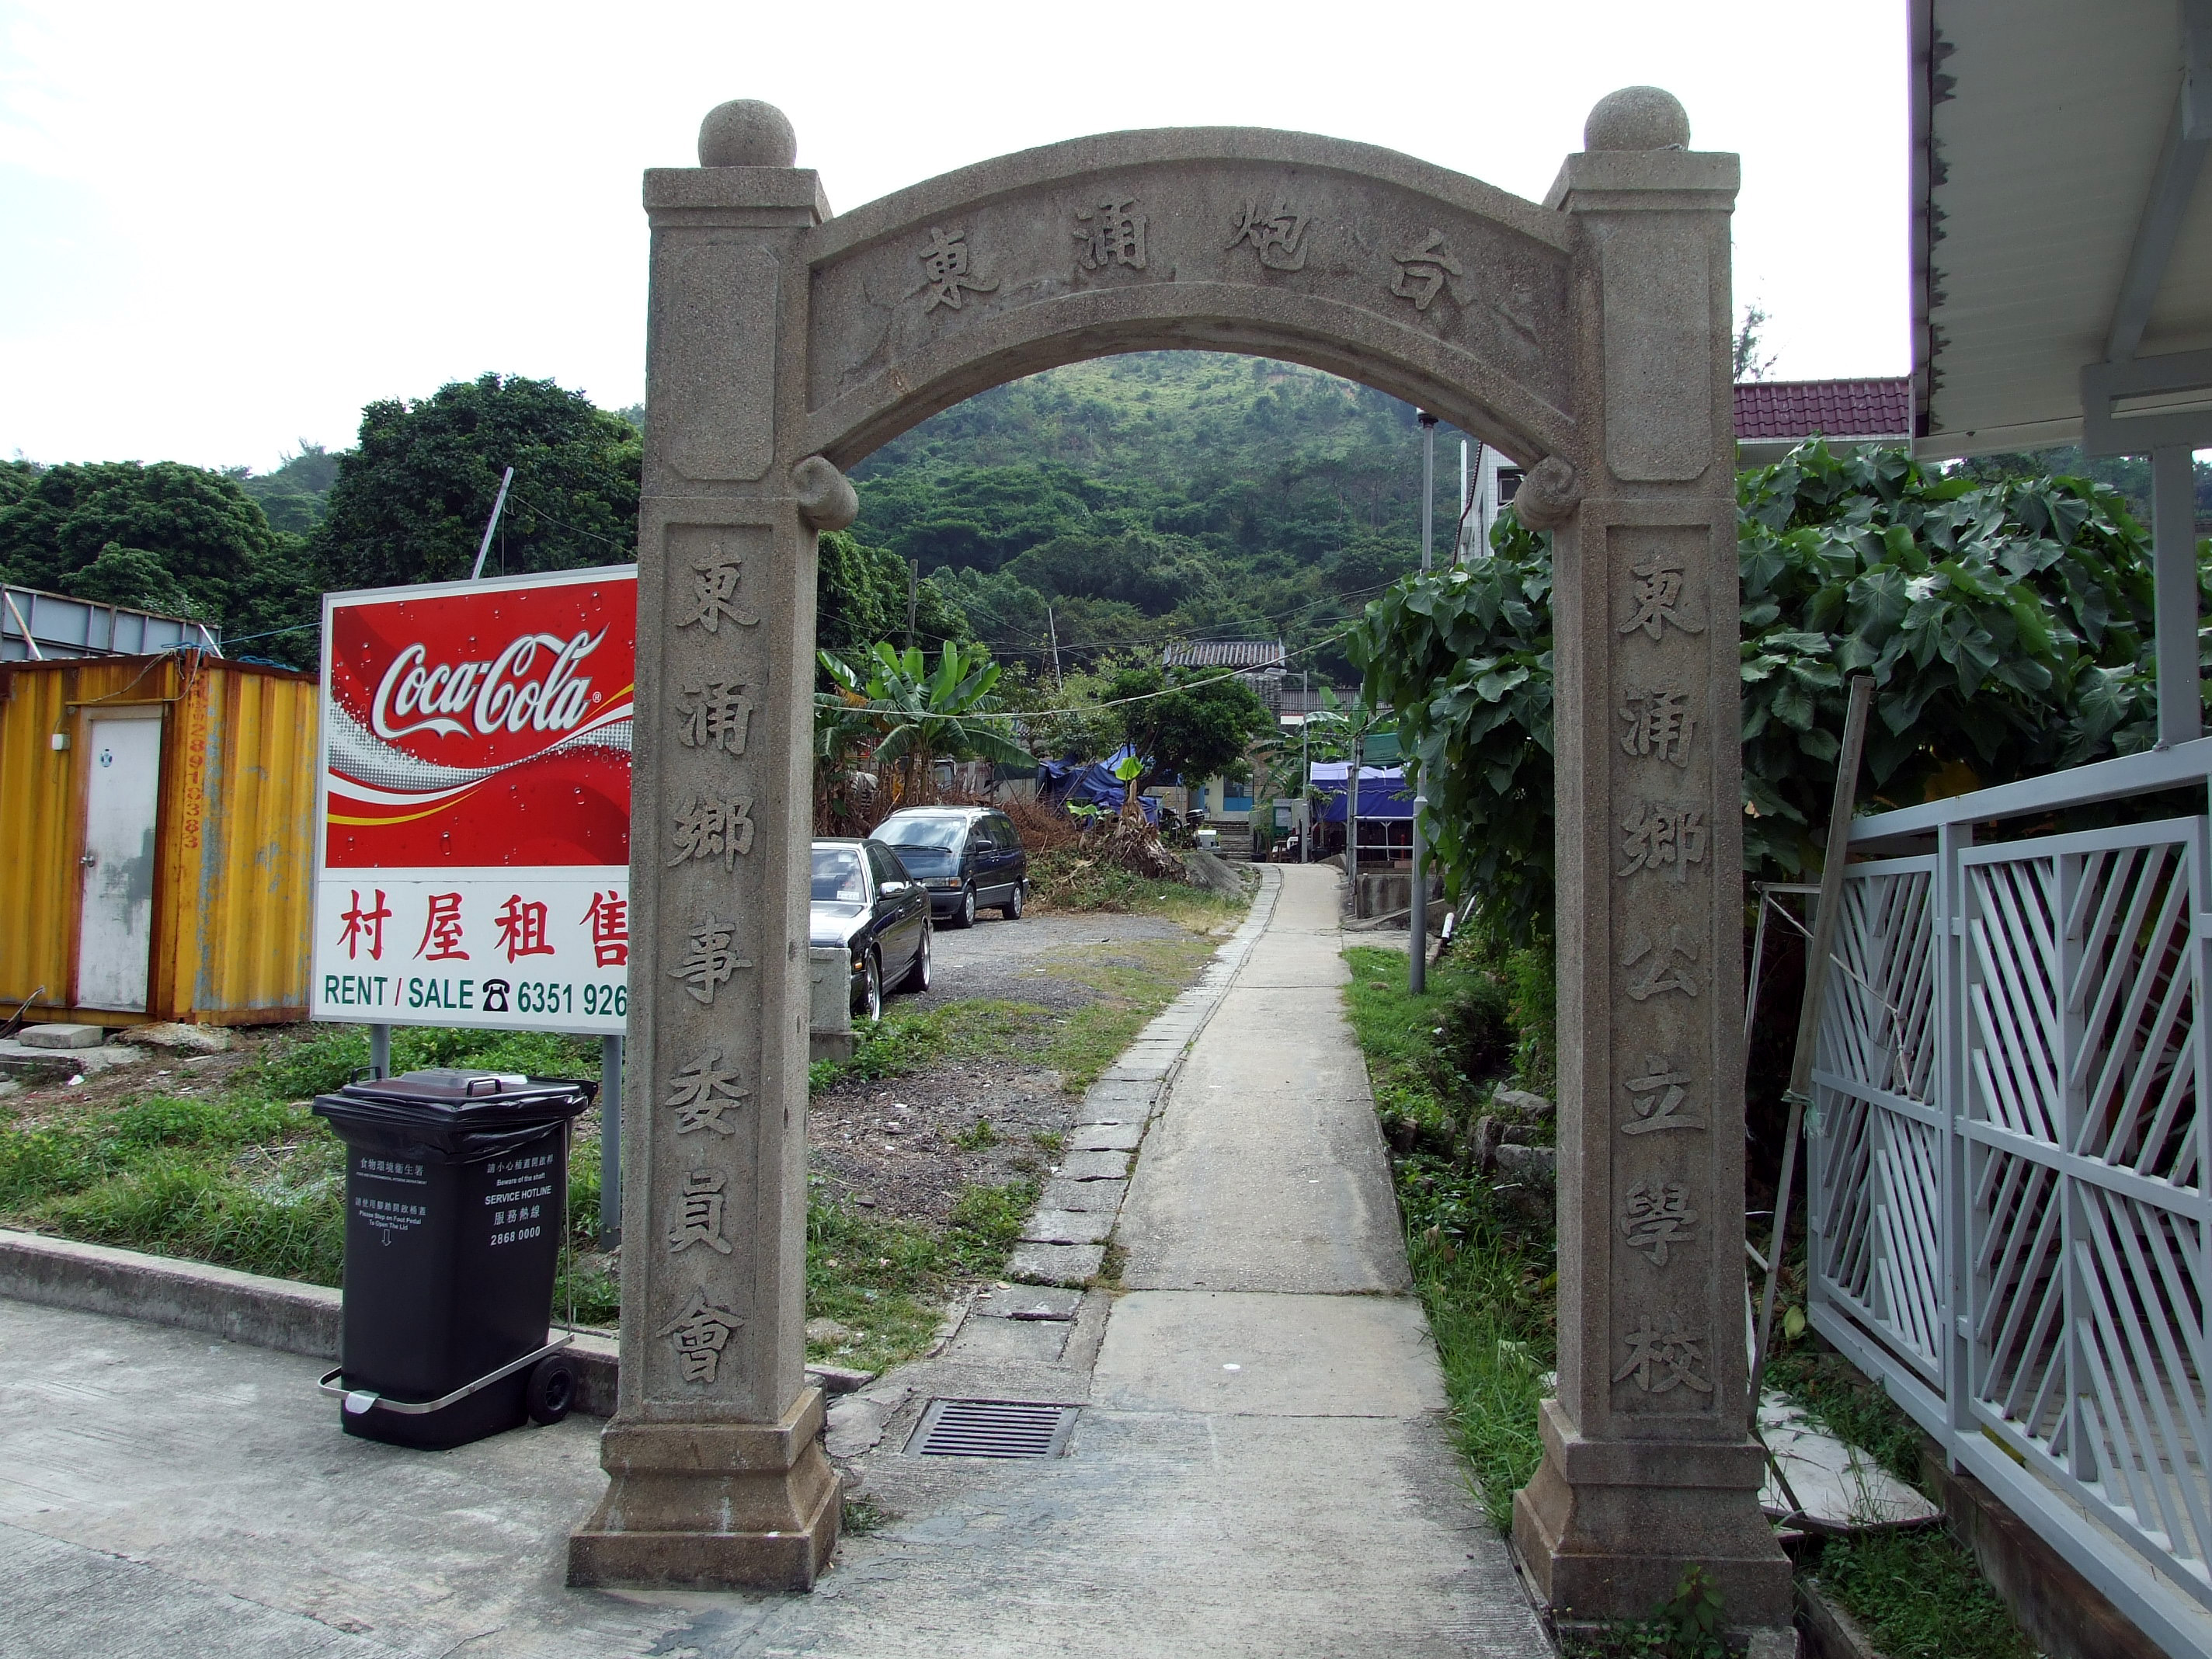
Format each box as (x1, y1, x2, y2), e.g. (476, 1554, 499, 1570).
(0, 655, 316, 1025)
(163, 659, 318, 1021)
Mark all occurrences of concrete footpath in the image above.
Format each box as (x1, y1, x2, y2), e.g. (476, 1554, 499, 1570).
(0, 863, 1549, 1658)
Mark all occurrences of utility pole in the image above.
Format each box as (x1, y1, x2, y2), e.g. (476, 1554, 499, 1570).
(1300, 668, 1310, 864)
(468, 466, 515, 582)
(1346, 731, 1362, 911)
(906, 558, 919, 650)
(1418, 412, 1438, 572)
(1410, 415, 1438, 987)
(1048, 606, 1063, 688)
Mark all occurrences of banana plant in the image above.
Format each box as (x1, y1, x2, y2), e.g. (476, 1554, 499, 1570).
(817, 639, 1031, 806)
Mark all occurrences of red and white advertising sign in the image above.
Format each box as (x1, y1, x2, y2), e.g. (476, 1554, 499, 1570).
(312, 566, 636, 1034)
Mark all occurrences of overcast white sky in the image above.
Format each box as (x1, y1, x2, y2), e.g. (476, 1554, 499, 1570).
(0, 0, 1907, 474)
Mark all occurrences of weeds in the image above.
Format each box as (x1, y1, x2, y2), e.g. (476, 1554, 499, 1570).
(804, 1177, 1039, 1372)
(951, 1119, 1000, 1150)
(1339, 945, 1554, 1528)
(1810, 1528, 2035, 1659)
(1026, 847, 1247, 926)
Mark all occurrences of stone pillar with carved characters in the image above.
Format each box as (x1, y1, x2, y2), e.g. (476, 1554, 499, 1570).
(567, 99, 850, 1592)
(1510, 87, 1792, 1630)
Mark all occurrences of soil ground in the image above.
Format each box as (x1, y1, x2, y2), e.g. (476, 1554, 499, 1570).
(807, 908, 1227, 1225)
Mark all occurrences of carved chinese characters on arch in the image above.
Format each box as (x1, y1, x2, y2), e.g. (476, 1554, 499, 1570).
(1226, 199, 1308, 270)
(1073, 197, 1147, 272)
(1390, 230, 1467, 311)
(801, 151, 1577, 430)
(913, 226, 997, 312)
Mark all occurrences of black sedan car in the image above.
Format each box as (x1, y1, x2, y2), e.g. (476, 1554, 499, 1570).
(872, 806, 1028, 928)
(809, 839, 931, 1021)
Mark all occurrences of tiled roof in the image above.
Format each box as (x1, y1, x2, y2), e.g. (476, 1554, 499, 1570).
(1734, 378, 1911, 442)
(1162, 640, 1286, 670)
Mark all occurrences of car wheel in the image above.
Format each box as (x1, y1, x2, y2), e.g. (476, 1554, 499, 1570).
(1003, 882, 1025, 920)
(900, 923, 932, 993)
(952, 884, 976, 928)
(854, 949, 882, 1021)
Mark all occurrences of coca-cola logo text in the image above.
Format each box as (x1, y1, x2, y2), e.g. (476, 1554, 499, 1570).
(370, 630, 607, 742)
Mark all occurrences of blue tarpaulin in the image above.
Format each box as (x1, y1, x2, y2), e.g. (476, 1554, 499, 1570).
(1309, 762, 1414, 823)
(1035, 747, 1160, 824)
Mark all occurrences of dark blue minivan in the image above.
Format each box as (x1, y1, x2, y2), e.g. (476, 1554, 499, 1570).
(871, 806, 1028, 928)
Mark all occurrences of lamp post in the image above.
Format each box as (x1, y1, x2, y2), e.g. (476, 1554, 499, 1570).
(1410, 414, 1438, 989)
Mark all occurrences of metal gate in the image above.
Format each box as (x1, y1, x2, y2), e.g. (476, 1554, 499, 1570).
(1811, 745, 2212, 1656)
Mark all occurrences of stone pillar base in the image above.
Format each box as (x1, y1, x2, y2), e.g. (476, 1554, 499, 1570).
(567, 1386, 840, 1591)
(1512, 1400, 1791, 1628)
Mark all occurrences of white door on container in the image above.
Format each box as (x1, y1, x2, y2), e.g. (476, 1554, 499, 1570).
(75, 716, 163, 1012)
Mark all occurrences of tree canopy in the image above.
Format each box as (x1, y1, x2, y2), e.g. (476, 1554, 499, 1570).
(1355, 441, 2179, 944)
(0, 458, 314, 661)
(310, 373, 641, 592)
(1104, 660, 1273, 789)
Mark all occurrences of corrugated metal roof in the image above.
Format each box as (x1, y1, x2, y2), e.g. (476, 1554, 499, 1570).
(1160, 641, 1286, 670)
(1911, 0, 2212, 457)
(1734, 379, 1911, 441)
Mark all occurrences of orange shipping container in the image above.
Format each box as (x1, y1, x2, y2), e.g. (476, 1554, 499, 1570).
(0, 651, 318, 1027)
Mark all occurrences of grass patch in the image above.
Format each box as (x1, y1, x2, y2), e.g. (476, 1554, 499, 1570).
(1339, 945, 1554, 1528)
(805, 1177, 1038, 1373)
(1338, 948, 2036, 1659)
(1028, 847, 1249, 927)
(813, 941, 1216, 1097)
(1812, 1530, 2035, 1659)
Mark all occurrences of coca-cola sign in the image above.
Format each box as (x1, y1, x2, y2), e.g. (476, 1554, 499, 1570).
(322, 572, 635, 870)
(370, 630, 608, 740)
(314, 566, 636, 1036)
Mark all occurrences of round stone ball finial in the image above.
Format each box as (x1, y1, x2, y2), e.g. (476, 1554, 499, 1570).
(1583, 86, 1691, 151)
(698, 99, 797, 168)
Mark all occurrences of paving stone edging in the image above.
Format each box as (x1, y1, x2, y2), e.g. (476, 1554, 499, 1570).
(1006, 864, 1284, 1287)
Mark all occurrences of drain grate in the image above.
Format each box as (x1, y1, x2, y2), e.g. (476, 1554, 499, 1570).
(908, 1398, 1079, 1459)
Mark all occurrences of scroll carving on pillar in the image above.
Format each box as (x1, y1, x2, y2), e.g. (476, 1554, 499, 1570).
(1605, 518, 1724, 1417)
(650, 523, 773, 1396)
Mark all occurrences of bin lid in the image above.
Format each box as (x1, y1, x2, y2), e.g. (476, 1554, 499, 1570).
(314, 1067, 593, 1135)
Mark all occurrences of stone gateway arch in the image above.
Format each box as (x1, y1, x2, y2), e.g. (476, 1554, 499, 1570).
(566, 89, 1791, 1629)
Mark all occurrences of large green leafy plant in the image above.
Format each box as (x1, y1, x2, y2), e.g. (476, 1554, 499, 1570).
(817, 640, 1031, 809)
(1355, 442, 2169, 944)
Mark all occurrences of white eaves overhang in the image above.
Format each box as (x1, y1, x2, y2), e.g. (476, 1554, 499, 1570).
(1911, 0, 2212, 461)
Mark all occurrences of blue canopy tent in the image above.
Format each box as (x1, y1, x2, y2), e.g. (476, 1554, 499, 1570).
(1034, 746, 1160, 825)
(1309, 762, 1414, 823)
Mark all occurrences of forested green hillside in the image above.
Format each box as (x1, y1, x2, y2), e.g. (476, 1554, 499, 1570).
(849, 353, 1464, 680)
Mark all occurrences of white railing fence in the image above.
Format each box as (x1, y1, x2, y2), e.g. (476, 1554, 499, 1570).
(1810, 738, 2212, 1658)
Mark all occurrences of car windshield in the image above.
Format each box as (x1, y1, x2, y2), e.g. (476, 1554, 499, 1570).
(811, 847, 865, 905)
(882, 816, 968, 850)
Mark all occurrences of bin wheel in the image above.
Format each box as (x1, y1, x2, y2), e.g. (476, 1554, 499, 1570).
(526, 1355, 576, 1424)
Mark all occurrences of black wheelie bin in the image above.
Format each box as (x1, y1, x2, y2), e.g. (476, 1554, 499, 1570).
(312, 1067, 593, 1449)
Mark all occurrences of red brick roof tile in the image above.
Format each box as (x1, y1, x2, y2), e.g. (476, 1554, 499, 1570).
(1734, 378, 1911, 442)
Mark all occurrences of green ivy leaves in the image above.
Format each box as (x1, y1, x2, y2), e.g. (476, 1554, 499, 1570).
(1352, 440, 2179, 946)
